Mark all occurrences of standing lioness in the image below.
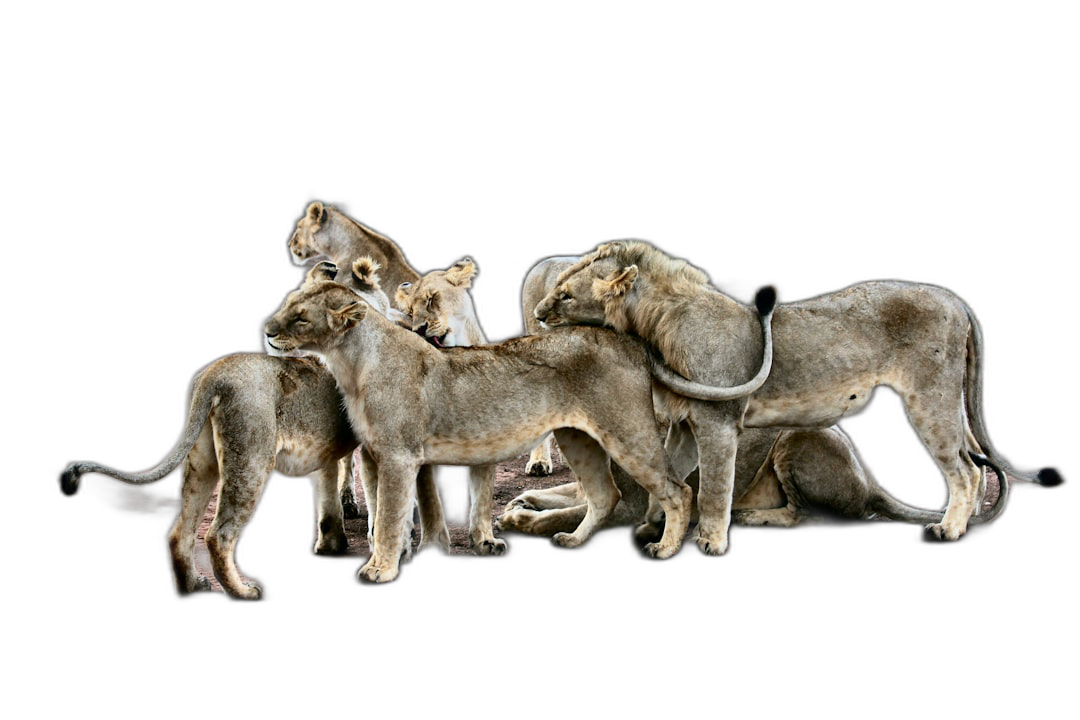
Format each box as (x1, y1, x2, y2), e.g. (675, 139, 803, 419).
(264, 282, 693, 582)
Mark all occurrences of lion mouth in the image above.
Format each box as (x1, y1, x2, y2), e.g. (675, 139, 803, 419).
(426, 333, 448, 348)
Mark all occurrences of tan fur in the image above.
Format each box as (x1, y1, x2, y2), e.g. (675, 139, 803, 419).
(395, 257, 487, 348)
(518, 257, 582, 475)
(63, 353, 360, 599)
(265, 282, 694, 583)
(288, 202, 420, 298)
(498, 426, 951, 537)
(536, 240, 1037, 552)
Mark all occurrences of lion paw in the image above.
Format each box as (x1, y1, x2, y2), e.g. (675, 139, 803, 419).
(525, 459, 553, 477)
(643, 541, 676, 559)
(552, 532, 584, 548)
(358, 560, 400, 584)
(343, 500, 362, 520)
(315, 530, 349, 556)
(229, 581, 263, 600)
(924, 522, 965, 541)
(495, 508, 533, 533)
(472, 537, 508, 556)
(694, 531, 729, 556)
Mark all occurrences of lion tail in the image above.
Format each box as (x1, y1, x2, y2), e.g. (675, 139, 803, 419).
(59, 371, 219, 496)
(963, 307, 1063, 487)
(649, 285, 776, 401)
(868, 452, 1009, 526)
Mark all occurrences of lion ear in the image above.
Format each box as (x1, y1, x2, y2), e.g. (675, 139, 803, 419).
(351, 256, 382, 293)
(307, 201, 327, 225)
(593, 264, 639, 302)
(305, 261, 339, 286)
(445, 257, 477, 288)
(327, 301, 367, 333)
(595, 242, 622, 259)
(395, 281, 415, 310)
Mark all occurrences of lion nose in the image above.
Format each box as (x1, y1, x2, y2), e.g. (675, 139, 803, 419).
(415, 323, 429, 336)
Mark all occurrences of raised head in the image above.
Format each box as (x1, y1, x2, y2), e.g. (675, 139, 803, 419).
(289, 201, 330, 265)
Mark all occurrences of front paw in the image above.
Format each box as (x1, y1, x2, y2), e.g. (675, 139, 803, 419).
(315, 530, 349, 556)
(358, 559, 400, 584)
(924, 522, 965, 541)
(552, 532, 584, 548)
(693, 529, 729, 556)
(472, 537, 508, 556)
(525, 459, 553, 476)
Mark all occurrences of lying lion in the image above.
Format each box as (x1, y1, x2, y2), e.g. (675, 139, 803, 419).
(263, 280, 699, 583)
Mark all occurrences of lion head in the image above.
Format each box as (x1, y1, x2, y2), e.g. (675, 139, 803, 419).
(534, 241, 710, 333)
(395, 257, 480, 347)
(289, 201, 329, 266)
(265, 282, 369, 356)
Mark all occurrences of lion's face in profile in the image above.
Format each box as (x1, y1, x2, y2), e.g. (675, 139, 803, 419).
(395, 258, 477, 347)
(289, 201, 328, 265)
(534, 253, 633, 328)
(265, 283, 367, 355)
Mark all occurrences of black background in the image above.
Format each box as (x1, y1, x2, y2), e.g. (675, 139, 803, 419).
(23, 46, 1071, 686)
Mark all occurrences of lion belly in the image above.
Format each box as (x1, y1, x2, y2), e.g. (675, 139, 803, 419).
(422, 428, 553, 465)
(274, 435, 346, 476)
(422, 411, 588, 465)
(744, 384, 875, 428)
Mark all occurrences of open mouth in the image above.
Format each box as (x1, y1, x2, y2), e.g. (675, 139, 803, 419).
(426, 333, 448, 348)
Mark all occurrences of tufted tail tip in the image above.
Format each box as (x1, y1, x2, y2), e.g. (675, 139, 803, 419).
(60, 466, 82, 496)
(1036, 467, 1063, 487)
(755, 286, 777, 315)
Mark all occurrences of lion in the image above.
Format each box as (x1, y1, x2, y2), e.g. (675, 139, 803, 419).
(498, 425, 1009, 537)
(535, 241, 1062, 554)
(395, 257, 489, 348)
(289, 201, 420, 296)
(62, 353, 357, 601)
(58, 261, 449, 600)
(263, 280, 696, 583)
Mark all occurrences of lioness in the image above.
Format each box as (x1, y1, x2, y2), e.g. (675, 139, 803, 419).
(58, 261, 444, 600)
(536, 241, 1062, 553)
(289, 201, 420, 295)
(264, 281, 694, 583)
(498, 425, 1009, 537)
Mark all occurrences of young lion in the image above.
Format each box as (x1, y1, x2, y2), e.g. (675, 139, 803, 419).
(58, 260, 443, 600)
(263, 281, 694, 583)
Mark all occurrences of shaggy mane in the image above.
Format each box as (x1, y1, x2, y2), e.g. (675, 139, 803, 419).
(557, 241, 711, 294)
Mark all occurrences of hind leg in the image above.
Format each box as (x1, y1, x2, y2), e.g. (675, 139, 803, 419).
(314, 462, 348, 555)
(168, 422, 217, 594)
(468, 464, 507, 555)
(689, 404, 743, 555)
(416, 465, 450, 552)
(903, 391, 981, 540)
(205, 423, 274, 600)
(636, 421, 698, 543)
(549, 429, 622, 548)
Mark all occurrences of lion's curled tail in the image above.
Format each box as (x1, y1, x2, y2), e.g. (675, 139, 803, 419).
(59, 372, 218, 496)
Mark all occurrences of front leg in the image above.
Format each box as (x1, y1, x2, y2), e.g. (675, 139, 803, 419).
(359, 454, 420, 584)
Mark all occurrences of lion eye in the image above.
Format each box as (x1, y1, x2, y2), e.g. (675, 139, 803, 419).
(559, 292, 572, 302)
